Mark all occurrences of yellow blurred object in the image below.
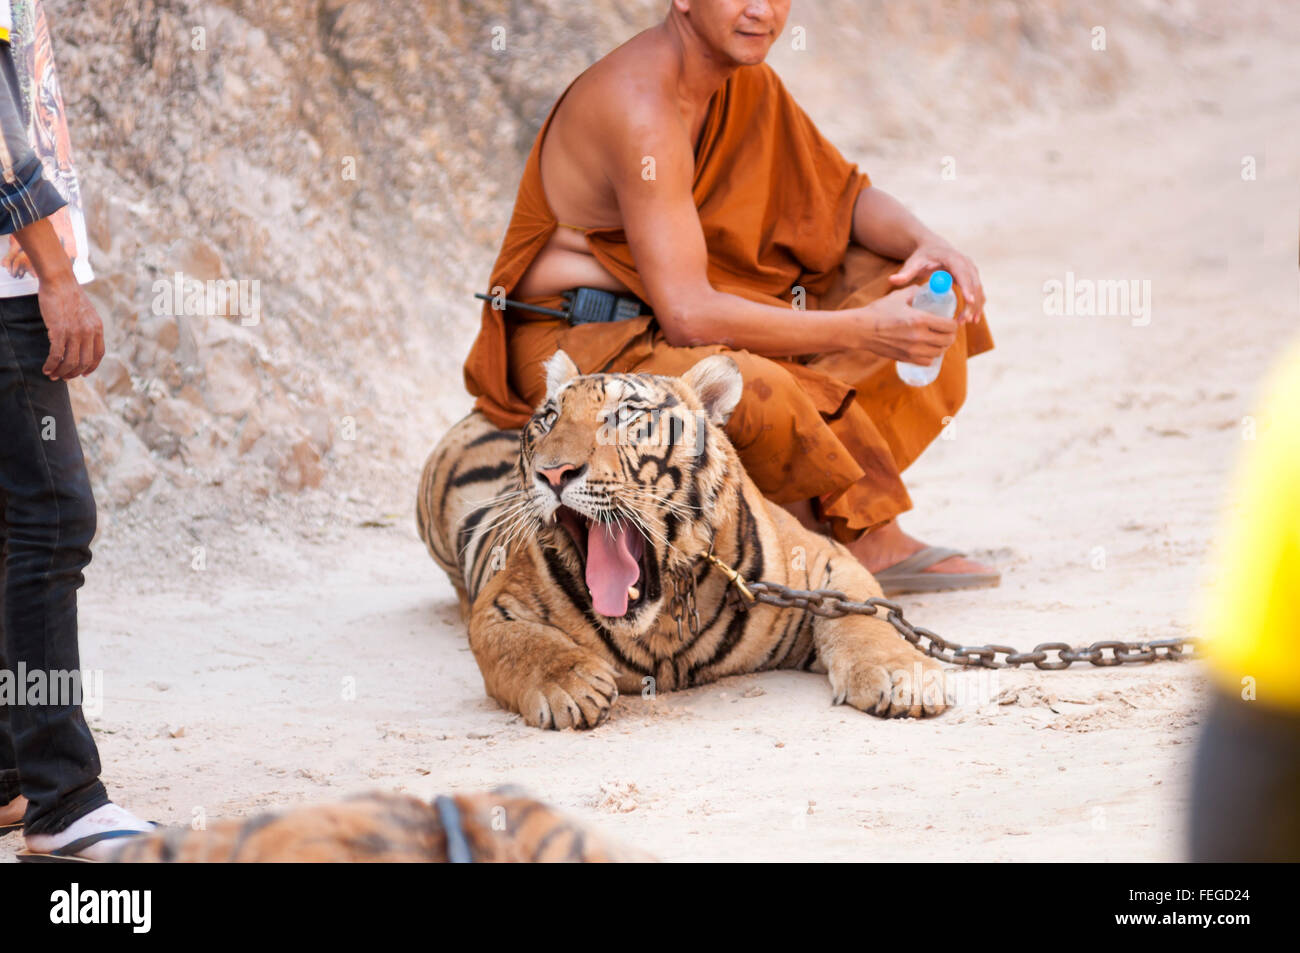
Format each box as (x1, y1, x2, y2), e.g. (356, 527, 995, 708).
(1202, 335, 1300, 710)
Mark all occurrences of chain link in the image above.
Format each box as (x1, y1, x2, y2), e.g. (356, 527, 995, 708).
(668, 568, 701, 643)
(718, 576, 1200, 671)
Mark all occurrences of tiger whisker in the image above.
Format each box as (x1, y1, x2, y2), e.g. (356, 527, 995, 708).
(465, 486, 529, 513)
(469, 496, 533, 535)
(498, 516, 535, 556)
(613, 484, 699, 517)
(614, 503, 683, 562)
(459, 497, 536, 557)
(490, 511, 535, 562)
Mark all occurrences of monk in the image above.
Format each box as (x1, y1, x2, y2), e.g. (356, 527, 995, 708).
(463, 0, 998, 593)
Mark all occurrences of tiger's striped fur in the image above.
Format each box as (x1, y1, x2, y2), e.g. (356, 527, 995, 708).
(110, 789, 652, 863)
(417, 350, 948, 729)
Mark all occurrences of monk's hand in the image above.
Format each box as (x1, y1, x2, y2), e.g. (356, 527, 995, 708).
(888, 238, 986, 324)
(863, 285, 959, 366)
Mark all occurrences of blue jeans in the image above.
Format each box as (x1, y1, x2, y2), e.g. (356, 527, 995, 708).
(0, 293, 108, 834)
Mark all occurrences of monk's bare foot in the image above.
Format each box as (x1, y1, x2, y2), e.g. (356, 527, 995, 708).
(0, 795, 27, 827)
(846, 519, 994, 575)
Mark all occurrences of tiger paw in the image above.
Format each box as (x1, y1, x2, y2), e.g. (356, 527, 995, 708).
(518, 651, 620, 730)
(827, 646, 950, 719)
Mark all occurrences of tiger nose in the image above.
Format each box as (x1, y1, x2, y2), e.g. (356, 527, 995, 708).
(537, 462, 585, 489)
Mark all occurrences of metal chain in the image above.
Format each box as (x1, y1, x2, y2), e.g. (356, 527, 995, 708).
(668, 567, 701, 643)
(701, 556, 1199, 671)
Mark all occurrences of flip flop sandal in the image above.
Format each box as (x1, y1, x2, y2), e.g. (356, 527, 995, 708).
(1, 822, 22, 837)
(872, 546, 1001, 596)
(16, 825, 158, 864)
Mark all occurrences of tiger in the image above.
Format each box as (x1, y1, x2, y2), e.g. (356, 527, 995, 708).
(416, 350, 950, 729)
(109, 788, 651, 863)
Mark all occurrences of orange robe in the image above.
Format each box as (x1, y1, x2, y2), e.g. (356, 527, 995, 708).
(463, 63, 993, 542)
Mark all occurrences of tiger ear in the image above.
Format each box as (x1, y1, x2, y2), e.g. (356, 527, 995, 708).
(543, 349, 580, 400)
(682, 355, 743, 425)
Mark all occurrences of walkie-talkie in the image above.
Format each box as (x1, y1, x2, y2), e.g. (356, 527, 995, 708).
(475, 287, 647, 325)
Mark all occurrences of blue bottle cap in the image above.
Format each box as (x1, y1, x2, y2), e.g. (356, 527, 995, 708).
(928, 270, 953, 294)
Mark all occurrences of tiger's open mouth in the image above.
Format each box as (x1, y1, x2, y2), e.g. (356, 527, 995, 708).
(554, 505, 649, 618)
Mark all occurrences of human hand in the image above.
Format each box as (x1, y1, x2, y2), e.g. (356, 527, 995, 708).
(38, 272, 105, 380)
(888, 237, 985, 324)
(3, 243, 33, 278)
(859, 285, 959, 366)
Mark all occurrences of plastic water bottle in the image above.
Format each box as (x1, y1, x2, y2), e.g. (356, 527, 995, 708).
(896, 270, 956, 387)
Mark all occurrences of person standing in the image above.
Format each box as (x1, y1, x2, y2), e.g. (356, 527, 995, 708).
(0, 0, 151, 862)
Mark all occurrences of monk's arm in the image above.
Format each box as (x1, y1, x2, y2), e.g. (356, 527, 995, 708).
(850, 186, 937, 259)
(605, 98, 954, 363)
(851, 185, 987, 324)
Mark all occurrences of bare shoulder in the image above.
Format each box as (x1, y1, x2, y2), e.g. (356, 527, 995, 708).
(553, 30, 690, 157)
(539, 29, 695, 227)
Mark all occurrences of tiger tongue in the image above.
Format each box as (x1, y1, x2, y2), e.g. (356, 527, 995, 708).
(585, 521, 642, 617)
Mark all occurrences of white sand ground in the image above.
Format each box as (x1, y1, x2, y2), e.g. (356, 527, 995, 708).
(4, 32, 1297, 863)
